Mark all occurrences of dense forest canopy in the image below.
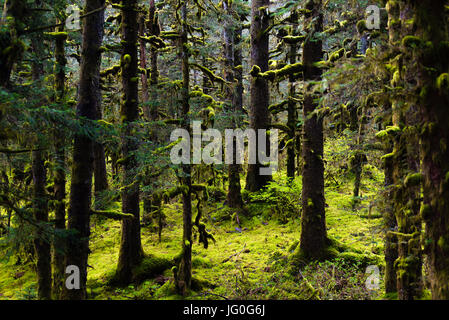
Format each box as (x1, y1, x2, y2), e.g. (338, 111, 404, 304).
(0, 0, 449, 301)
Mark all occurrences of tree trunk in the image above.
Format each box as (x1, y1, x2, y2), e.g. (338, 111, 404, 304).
(386, 0, 423, 299)
(407, 0, 449, 299)
(352, 105, 367, 209)
(286, 11, 298, 180)
(139, 13, 151, 121)
(32, 150, 51, 300)
(175, 1, 192, 295)
(30, 15, 51, 300)
(61, 0, 105, 300)
(224, 0, 243, 208)
(52, 21, 67, 299)
(383, 142, 398, 294)
(299, 0, 328, 259)
(116, 0, 144, 284)
(245, 0, 271, 192)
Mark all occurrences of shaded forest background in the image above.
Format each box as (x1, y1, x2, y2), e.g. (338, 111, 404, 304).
(1, 0, 449, 300)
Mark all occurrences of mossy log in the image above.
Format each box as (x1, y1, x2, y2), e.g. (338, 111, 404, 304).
(90, 210, 134, 220)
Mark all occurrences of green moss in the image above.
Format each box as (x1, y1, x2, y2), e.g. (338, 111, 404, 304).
(328, 48, 345, 63)
(420, 204, 432, 220)
(376, 126, 400, 139)
(131, 255, 172, 283)
(249, 65, 261, 77)
(356, 20, 367, 34)
(391, 70, 400, 86)
(381, 152, 395, 161)
(402, 36, 423, 48)
(123, 54, 132, 64)
(282, 35, 306, 44)
(404, 173, 423, 187)
(436, 73, 449, 91)
(337, 251, 380, 267)
(44, 31, 68, 39)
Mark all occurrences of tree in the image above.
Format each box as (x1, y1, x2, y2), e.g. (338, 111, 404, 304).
(403, 0, 449, 299)
(223, 0, 243, 208)
(245, 0, 271, 192)
(51, 19, 68, 299)
(116, 0, 145, 284)
(61, 0, 105, 300)
(174, 0, 193, 295)
(30, 3, 51, 300)
(298, 0, 328, 260)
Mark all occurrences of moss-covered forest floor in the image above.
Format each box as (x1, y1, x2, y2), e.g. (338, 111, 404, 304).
(1, 165, 392, 300)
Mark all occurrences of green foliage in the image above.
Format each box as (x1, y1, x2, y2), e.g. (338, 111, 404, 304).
(249, 176, 301, 224)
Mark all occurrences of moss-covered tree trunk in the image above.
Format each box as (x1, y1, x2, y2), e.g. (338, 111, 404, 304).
(286, 11, 298, 180)
(224, 0, 243, 208)
(351, 105, 367, 208)
(61, 0, 105, 300)
(405, 0, 449, 299)
(139, 13, 150, 120)
(383, 140, 398, 294)
(386, 0, 423, 299)
(245, 0, 271, 192)
(299, 0, 328, 260)
(116, 0, 144, 284)
(175, 1, 193, 295)
(148, 0, 159, 122)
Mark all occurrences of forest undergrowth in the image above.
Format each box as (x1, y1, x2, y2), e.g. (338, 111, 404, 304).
(0, 137, 394, 300)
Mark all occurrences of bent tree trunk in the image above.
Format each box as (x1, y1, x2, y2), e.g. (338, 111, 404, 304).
(298, 0, 328, 260)
(116, 0, 144, 284)
(245, 0, 271, 192)
(61, 0, 105, 300)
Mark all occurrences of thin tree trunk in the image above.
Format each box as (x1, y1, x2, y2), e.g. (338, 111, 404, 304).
(139, 13, 151, 120)
(224, 0, 243, 208)
(175, 1, 192, 295)
(30, 13, 51, 300)
(286, 11, 298, 180)
(52, 21, 67, 299)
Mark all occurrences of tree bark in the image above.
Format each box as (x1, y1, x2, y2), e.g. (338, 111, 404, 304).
(407, 0, 449, 299)
(224, 0, 243, 208)
(52, 21, 67, 299)
(286, 11, 298, 180)
(116, 0, 144, 284)
(175, 1, 192, 295)
(299, 0, 328, 259)
(245, 0, 271, 192)
(61, 0, 105, 300)
(30, 11, 51, 300)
